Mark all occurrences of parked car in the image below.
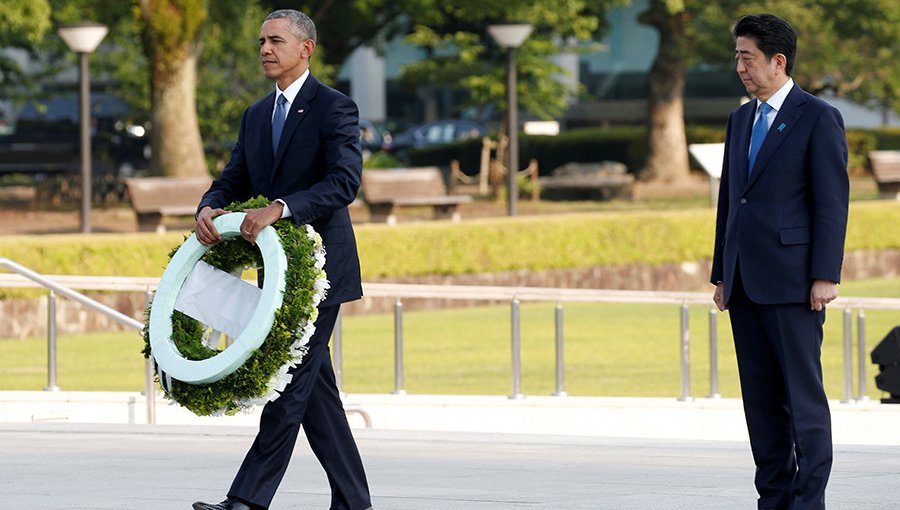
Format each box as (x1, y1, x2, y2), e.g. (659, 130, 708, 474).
(382, 119, 487, 156)
(0, 93, 150, 177)
(359, 118, 384, 156)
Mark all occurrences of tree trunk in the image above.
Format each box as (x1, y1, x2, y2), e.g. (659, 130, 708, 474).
(140, 0, 208, 178)
(639, 1, 692, 183)
(150, 50, 206, 178)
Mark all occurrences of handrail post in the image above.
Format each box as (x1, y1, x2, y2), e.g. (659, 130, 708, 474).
(857, 309, 868, 401)
(842, 307, 853, 403)
(707, 306, 720, 399)
(45, 291, 60, 391)
(510, 297, 523, 399)
(678, 303, 692, 401)
(333, 310, 344, 393)
(144, 289, 156, 424)
(553, 302, 566, 397)
(392, 299, 406, 395)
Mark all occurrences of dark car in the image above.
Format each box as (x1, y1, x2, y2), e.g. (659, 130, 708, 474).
(359, 118, 383, 156)
(0, 93, 150, 177)
(382, 119, 487, 156)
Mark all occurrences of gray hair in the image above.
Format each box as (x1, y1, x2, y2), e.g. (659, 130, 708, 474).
(265, 9, 317, 43)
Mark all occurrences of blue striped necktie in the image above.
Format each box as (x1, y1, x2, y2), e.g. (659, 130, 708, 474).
(748, 102, 772, 175)
(272, 94, 287, 153)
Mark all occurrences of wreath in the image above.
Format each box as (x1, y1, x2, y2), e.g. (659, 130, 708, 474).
(141, 196, 328, 416)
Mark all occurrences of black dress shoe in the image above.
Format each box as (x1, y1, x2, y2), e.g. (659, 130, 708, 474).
(192, 498, 253, 510)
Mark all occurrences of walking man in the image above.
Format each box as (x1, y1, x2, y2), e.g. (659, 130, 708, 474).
(192, 9, 372, 510)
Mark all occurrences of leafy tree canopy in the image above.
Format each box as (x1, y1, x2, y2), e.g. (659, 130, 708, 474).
(397, 0, 625, 120)
(692, 0, 900, 114)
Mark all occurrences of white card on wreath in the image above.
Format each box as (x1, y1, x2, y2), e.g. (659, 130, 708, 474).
(174, 260, 261, 340)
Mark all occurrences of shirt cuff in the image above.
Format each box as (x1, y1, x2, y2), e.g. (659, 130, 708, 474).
(275, 199, 291, 219)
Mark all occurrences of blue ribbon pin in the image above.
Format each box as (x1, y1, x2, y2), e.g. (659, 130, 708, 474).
(777, 123, 786, 132)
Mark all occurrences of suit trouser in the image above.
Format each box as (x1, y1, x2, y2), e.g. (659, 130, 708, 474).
(228, 305, 371, 510)
(728, 271, 831, 510)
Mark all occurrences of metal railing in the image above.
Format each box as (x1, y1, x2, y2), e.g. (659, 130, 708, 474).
(349, 282, 900, 402)
(2, 261, 899, 406)
(0, 258, 156, 423)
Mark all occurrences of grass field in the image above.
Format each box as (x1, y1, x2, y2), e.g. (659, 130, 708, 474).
(1, 277, 898, 400)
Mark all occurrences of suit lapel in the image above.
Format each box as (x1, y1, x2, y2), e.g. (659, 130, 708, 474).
(745, 84, 806, 190)
(732, 102, 754, 189)
(260, 92, 276, 175)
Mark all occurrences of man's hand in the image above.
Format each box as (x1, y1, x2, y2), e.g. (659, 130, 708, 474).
(240, 201, 285, 245)
(713, 282, 727, 311)
(195, 206, 229, 246)
(810, 279, 838, 311)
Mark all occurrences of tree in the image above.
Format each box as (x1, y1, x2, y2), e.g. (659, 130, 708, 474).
(397, 1, 620, 122)
(137, 0, 207, 178)
(639, 0, 900, 183)
(638, 0, 696, 183)
(0, 0, 53, 101)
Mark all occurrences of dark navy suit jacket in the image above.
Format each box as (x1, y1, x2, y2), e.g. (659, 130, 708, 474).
(198, 74, 363, 307)
(711, 84, 849, 305)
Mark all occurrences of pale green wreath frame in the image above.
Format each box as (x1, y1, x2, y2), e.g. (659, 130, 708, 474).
(142, 197, 328, 416)
(148, 212, 287, 384)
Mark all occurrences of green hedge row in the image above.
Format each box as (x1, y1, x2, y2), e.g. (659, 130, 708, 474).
(408, 126, 900, 177)
(2, 202, 898, 282)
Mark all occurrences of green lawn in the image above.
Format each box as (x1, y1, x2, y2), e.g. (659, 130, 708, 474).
(2, 277, 898, 400)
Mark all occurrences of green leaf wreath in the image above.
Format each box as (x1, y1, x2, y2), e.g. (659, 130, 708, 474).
(141, 196, 327, 416)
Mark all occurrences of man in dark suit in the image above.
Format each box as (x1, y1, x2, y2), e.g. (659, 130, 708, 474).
(710, 14, 849, 510)
(191, 9, 372, 510)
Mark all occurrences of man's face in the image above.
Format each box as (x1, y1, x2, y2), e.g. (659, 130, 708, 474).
(734, 36, 785, 101)
(259, 18, 315, 89)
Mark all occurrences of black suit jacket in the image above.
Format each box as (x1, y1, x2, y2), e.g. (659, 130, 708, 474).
(199, 74, 363, 307)
(711, 84, 849, 305)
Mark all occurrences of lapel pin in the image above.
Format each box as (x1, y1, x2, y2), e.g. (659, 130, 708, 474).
(298, 108, 305, 114)
(777, 123, 786, 132)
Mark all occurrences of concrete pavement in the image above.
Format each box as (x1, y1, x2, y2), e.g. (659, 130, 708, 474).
(2, 423, 900, 509)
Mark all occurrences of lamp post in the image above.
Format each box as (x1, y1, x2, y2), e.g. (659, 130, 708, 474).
(488, 23, 532, 217)
(58, 23, 108, 234)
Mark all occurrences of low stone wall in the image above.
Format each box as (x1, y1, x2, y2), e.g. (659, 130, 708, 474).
(1, 249, 897, 339)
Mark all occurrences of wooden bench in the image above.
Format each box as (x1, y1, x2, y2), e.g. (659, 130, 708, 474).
(361, 167, 473, 225)
(125, 177, 211, 233)
(869, 150, 900, 200)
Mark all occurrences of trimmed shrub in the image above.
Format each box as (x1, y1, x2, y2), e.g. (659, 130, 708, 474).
(2, 202, 897, 282)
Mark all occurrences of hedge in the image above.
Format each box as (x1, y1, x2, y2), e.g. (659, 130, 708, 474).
(1, 202, 897, 282)
(408, 126, 900, 178)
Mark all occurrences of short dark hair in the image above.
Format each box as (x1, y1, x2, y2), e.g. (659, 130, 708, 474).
(732, 14, 797, 76)
(266, 9, 317, 43)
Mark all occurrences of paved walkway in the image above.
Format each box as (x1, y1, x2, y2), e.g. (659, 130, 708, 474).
(2, 422, 899, 510)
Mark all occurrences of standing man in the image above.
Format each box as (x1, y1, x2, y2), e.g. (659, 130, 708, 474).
(192, 9, 372, 510)
(711, 14, 848, 510)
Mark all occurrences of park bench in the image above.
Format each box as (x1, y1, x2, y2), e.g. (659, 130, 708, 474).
(869, 150, 900, 200)
(361, 167, 473, 225)
(538, 161, 634, 201)
(125, 176, 211, 233)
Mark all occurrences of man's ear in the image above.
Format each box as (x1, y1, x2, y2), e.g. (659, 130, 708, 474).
(303, 39, 317, 59)
(773, 53, 787, 73)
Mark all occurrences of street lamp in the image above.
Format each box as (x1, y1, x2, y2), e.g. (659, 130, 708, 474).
(488, 23, 532, 216)
(58, 22, 108, 234)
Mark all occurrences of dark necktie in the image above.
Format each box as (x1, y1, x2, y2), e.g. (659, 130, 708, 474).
(272, 94, 287, 153)
(748, 102, 772, 175)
